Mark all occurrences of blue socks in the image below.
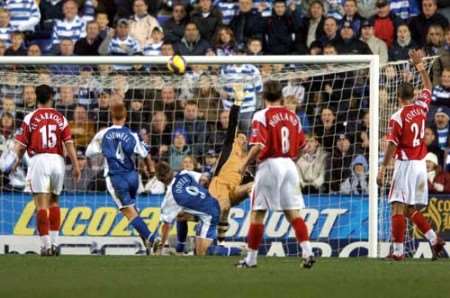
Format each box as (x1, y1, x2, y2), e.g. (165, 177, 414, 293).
(176, 220, 188, 253)
(130, 216, 152, 242)
(207, 245, 242, 256)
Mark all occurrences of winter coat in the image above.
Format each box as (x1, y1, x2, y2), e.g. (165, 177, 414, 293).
(340, 154, 369, 195)
(409, 12, 449, 47)
(296, 147, 327, 190)
(163, 145, 191, 171)
(175, 37, 211, 55)
(388, 39, 418, 61)
(191, 8, 223, 43)
(229, 8, 264, 49)
(129, 14, 160, 48)
(263, 11, 300, 55)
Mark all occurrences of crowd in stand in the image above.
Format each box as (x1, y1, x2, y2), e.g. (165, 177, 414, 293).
(0, 0, 449, 195)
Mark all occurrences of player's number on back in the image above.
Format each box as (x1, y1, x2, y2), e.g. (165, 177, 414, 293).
(39, 125, 57, 148)
(116, 142, 125, 162)
(411, 119, 425, 147)
(186, 186, 206, 199)
(281, 126, 290, 154)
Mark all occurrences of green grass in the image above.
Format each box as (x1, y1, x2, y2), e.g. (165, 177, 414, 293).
(0, 256, 448, 298)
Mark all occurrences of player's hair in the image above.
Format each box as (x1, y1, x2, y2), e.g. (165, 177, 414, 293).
(263, 80, 282, 102)
(35, 84, 54, 105)
(110, 102, 127, 121)
(397, 82, 414, 101)
(155, 161, 172, 177)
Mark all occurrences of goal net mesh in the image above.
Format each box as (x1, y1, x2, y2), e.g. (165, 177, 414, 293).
(0, 57, 434, 257)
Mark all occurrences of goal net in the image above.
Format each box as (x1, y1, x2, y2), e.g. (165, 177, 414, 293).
(0, 55, 433, 257)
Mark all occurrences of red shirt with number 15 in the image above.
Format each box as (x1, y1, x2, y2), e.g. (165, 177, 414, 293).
(249, 106, 305, 162)
(15, 108, 72, 157)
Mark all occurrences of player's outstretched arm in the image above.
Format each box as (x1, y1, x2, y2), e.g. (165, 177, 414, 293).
(65, 141, 81, 182)
(410, 49, 432, 91)
(377, 142, 397, 186)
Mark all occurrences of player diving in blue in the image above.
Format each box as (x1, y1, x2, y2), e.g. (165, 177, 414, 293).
(155, 161, 243, 256)
(86, 102, 156, 253)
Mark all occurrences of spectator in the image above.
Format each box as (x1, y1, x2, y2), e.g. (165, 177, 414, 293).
(324, 0, 344, 20)
(335, 21, 371, 54)
(0, 9, 12, 48)
(129, 0, 160, 49)
(143, 26, 164, 56)
(425, 127, 444, 165)
(74, 21, 103, 55)
(296, 134, 327, 194)
(96, 11, 112, 40)
(424, 24, 446, 56)
(214, 26, 237, 55)
(431, 106, 450, 150)
(0, 112, 15, 145)
(432, 28, 450, 84)
(50, 38, 80, 75)
(64, 150, 97, 192)
(356, 0, 376, 19)
(191, 0, 223, 43)
(207, 109, 229, 152)
(339, 0, 365, 37)
(4, 0, 40, 33)
(149, 110, 172, 159)
(229, 0, 264, 50)
(100, 19, 141, 70)
(340, 154, 368, 195)
(162, 128, 191, 171)
(389, 23, 417, 61)
(163, 3, 188, 44)
(355, 110, 370, 156)
(360, 19, 388, 64)
(372, 0, 402, 48)
(55, 85, 77, 120)
(426, 152, 450, 194)
(4, 31, 26, 55)
(0, 41, 5, 56)
(92, 90, 111, 130)
(220, 60, 262, 132)
(174, 22, 211, 55)
(246, 37, 262, 55)
(51, 0, 86, 51)
(153, 85, 183, 121)
(432, 67, 450, 109)
(202, 148, 217, 177)
(1, 96, 17, 117)
(318, 16, 341, 46)
(175, 100, 207, 157)
(128, 92, 149, 131)
(18, 85, 35, 113)
(69, 105, 96, 149)
(182, 155, 198, 171)
(284, 93, 310, 132)
(327, 133, 353, 193)
(216, 0, 239, 26)
(298, 0, 326, 49)
(27, 43, 41, 56)
(263, 0, 300, 55)
(39, 0, 64, 39)
(314, 107, 344, 151)
(409, 0, 449, 47)
(77, 66, 101, 107)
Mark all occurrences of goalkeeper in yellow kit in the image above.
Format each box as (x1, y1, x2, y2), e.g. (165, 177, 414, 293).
(208, 84, 253, 243)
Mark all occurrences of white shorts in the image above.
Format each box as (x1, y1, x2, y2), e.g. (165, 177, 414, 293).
(389, 159, 428, 206)
(26, 154, 65, 195)
(251, 157, 304, 211)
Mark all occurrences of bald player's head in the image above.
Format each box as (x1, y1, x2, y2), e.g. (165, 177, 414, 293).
(111, 102, 127, 123)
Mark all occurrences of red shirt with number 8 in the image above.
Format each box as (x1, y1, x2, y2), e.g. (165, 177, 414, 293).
(249, 106, 305, 162)
(15, 108, 72, 157)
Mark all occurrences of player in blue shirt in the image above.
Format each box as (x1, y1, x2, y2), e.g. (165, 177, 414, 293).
(86, 103, 156, 252)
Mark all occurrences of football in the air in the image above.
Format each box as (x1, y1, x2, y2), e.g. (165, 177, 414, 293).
(167, 55, 187, 75)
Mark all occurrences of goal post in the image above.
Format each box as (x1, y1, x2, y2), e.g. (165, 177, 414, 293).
(0, 55, 383, 257)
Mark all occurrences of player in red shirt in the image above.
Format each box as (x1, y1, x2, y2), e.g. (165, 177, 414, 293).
(378, 50, 445, 260)
(0, 85, 80, 256)
(236, 80, 315, 268)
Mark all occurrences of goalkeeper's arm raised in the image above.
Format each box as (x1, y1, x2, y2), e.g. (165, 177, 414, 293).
(213, 83, 244, 177)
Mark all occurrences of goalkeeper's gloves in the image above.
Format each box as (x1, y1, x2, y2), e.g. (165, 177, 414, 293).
(232, 83, 245, 106)
(0, 150, 18, 174)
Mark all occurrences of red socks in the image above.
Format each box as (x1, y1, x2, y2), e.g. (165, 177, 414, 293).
(391, 214, 406, 243)
(36, 209, 49, 236)
(49, 206, 60, 232)
(292, 217, 309, 242)
(410, 211, 432, 234)
(247, 223, 264, 250)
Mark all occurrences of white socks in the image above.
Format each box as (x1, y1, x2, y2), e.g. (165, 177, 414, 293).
(49, 231, 58, 246)
(300, 241, 313, 258)
(245, 249, 258, 266)
(424, 230, 437, 245)
(40, 235, 51, 249)
(393, 242, 404, 256)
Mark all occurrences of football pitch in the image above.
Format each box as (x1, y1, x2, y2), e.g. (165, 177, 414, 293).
(0, 256, 448, 298)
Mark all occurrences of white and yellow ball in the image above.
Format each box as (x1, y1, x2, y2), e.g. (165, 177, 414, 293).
(167, 55, 187, 75)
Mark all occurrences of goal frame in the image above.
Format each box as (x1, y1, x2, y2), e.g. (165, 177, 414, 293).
(0, 55, 380, 258)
